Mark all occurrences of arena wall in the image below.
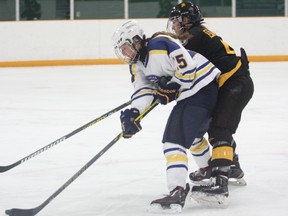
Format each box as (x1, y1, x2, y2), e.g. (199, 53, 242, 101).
(0, 17, 287, 67)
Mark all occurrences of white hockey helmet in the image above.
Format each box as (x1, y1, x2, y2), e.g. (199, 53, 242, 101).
(112, 20, 145, 63)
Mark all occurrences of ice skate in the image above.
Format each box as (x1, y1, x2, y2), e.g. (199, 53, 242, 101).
(149, 183, 190, 213)
(189, 154, 247, 186)
(189, 166, 211, 183)
(229, 154, 247, 186)
(191, 174, 229, 207)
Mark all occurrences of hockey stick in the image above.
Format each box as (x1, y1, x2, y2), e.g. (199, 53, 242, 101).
(0, 100, 132, 173)
(5, 101, 158, 216)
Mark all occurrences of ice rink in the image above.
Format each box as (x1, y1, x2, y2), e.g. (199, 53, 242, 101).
(0, 62, 288, 216)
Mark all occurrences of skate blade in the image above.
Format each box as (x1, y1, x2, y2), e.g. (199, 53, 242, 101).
(149, 203, 182, 214)
(191, 178, 247, 186)
(229, 177, 247, 186)
(191, 179, 210, 185)
(190, 192, 228, 207)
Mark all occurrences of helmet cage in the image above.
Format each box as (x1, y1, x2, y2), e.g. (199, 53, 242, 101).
(167, 8, 184, 33)
(114, 36, 142, 64)
(168, 2, 203, 32)
(112, 20, 145, 64)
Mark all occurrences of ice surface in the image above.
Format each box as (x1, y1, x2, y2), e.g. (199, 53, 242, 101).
(0, 62, 288, 216)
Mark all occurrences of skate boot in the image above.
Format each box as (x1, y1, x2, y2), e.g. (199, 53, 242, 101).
(190, 154, 247, 185)
(189, 166, 211, 182)
(191, 167, 229, 206)
(150, 183, 190, 213)
(229, 154, 247, 186)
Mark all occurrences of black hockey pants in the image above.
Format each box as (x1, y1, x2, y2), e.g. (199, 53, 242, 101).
(208, 50, 254, 146)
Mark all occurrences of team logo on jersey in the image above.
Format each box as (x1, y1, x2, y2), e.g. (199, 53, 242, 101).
(146, 75, 159, 83)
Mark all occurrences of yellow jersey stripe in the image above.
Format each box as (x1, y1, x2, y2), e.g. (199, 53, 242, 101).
(149, 50, 168, 55)
(218, 60, 242, 88)
(175, 62, 214, 82)
(131, 64, 137, 81)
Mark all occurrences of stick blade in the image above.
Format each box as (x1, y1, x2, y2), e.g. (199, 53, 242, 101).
(0, 166, 10, 173)
(0, 164, 16, 173)
(5, 208, 38, 216)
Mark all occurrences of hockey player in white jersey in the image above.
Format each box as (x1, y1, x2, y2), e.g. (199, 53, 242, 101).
(112, 20, 220, 213)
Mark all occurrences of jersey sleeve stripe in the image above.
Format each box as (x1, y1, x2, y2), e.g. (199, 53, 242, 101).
(175, 68, 196, 83)
(132, 87, 155, 98)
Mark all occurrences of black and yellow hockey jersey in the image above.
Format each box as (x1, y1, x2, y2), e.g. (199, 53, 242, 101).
(185, 26, 248, 87)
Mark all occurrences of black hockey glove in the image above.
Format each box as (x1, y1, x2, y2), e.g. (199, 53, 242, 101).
(156, 77, 180, 105)
(120, 108, 142, 138)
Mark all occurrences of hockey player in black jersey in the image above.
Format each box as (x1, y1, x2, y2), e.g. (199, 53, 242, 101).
(168, 2, 254, 205)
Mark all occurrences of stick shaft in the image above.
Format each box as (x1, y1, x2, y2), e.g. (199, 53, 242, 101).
(0, 100, 131, 173)
(5, 101, 158, 216)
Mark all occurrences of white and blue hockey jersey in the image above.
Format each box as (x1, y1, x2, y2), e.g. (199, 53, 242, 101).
(129, 34, 221, 113)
